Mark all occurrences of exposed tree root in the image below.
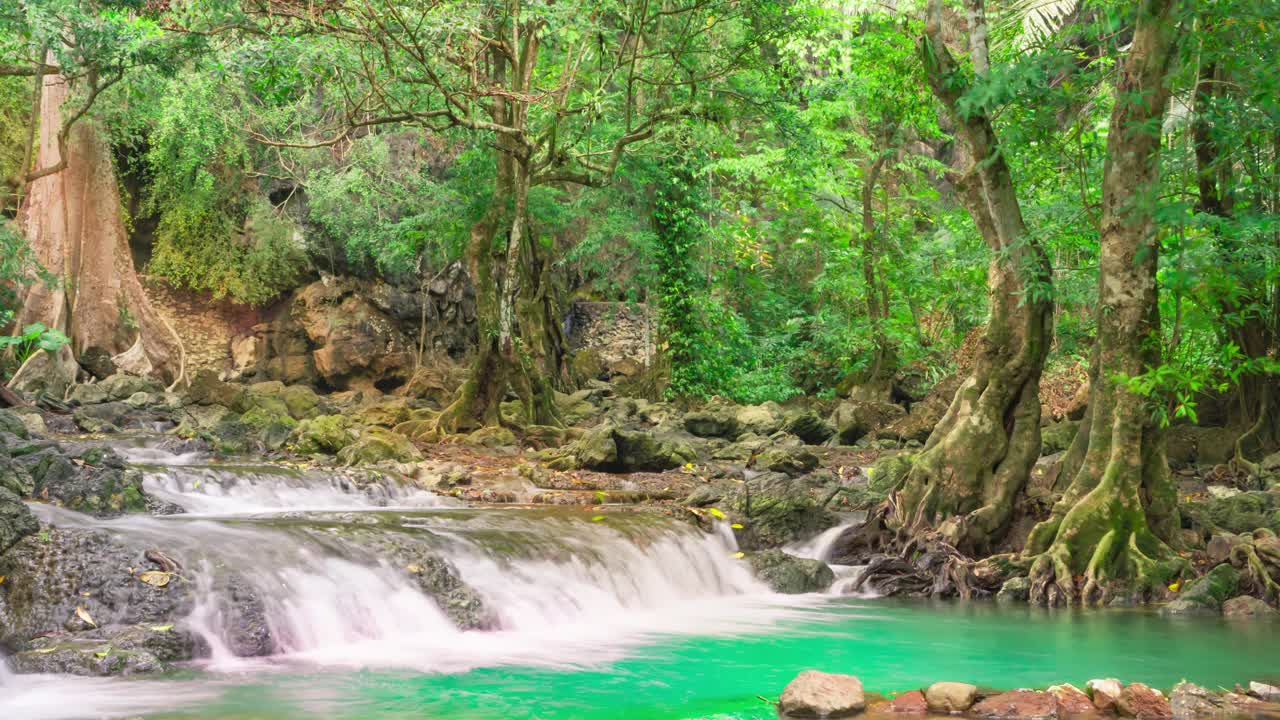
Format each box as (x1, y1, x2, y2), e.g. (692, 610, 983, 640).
(1230, 530, 1280, 602)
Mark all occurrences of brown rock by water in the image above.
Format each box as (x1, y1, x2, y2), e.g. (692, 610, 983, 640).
(1049, 684, 1098, 717)
(971, 690, 1059, 720)
(1087, 679, 1123, 714)
(778, 670, 866, 718)
(1118, 684, 1171, 720)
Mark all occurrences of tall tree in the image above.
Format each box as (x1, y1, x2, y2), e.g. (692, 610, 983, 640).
(1026, 0, 1189, 605)
(887, 0, 1055, 555)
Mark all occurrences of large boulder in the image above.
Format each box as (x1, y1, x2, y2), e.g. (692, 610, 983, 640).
(1162, 563, 1238, 614)
(99, 373, 164, 402)
(729, 473, 838, 550)
(881, 375, 962, 444)
(736, 403, 785, 436)
(1223, 595, 1277, 617)
(829, 400, 905, 445)
(1188, 491, 1280, 534)
(291, 415, 358, 455)
(1041, 420, 1080, 455)
(746, 550, 834, 594)
(1118, 683, 1172, 720)
(684, 405, 740, 439)
(925, 682, 978, 714)
(11, 444, 149, 515)
(185, 369, 245, 408)
(543, 424, 697, 472)
(753, 443, 819, 477)
(784, 411, 835, 445)
(778, 670, 865, 718)
(337, 428, 424, 465)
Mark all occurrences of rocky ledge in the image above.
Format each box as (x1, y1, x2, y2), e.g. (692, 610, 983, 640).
(777, 672, 1280, 720)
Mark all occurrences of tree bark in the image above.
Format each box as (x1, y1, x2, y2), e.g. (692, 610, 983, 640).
(849, 150, 897, 403)
(1026, 0, 1188, 606)
(9, 71, 183, 391)
(883, 0, 1054, 556)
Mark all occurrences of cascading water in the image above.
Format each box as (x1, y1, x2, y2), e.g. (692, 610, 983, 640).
(784, 518, 876, 596)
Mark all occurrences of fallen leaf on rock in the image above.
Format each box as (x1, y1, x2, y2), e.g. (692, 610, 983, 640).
(75, 606, 97, 628)
(591, 515, 605, 522)
(731, 523, 744, 529)
(138, 571, 171, 588)
(733, 551, 746, 559)
(406, 564, 422, 574)
(149, 624, 174, 633)
(708, 508, 726, 519)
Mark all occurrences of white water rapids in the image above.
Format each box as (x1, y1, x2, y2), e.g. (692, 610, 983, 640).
(1, 445, 835, 719)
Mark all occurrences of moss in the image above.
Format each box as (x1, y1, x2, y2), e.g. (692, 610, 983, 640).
(291, 414, 356, 455)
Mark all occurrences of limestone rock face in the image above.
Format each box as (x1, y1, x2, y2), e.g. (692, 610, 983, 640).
(925, 682, 978, 714)
(829, 400, 905, 445)
(778, 670, 865, 718)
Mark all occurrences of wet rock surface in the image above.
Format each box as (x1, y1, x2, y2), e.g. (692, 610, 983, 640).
(745, 549, 834, 594)
(779, 670, 866, 718)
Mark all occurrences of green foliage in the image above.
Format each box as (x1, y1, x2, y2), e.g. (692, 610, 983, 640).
(141, 70, 304, 304)
(0, 322, 69, 372)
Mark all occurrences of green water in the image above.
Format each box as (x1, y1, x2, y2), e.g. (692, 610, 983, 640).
(146, 598, 1279, 720)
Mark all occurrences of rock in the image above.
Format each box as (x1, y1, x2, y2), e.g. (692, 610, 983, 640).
(926, 682, 978, 714)
(0, 487, 38, 554)
(736, 403, 785, 436)
(754, 445, 819, 477)
(877, 690, 929, 715)
(996, 576, 1031, 602)
(186, 369, 245, 408)
(12, 445, 148, 515)
(1207, 532, 1247, 565)
(868, 453, 915, 496)
(614, 428, 698, 471)
(1171, 682, 1218, 720)
(881, 376, 960, 443)
(784, 411, 835, 445)
(1189, 491, 1280, 534)
(746, 550, 834, 593)
(1049, 684, 1097, 716)
(78, 346, 117, 380)
(291, 414, 357, 455)
(240, 406, 298, 451)
(829, 400, 906, 445)
(684, 407, 740, 439)
(465, 426, 517, 449)
(353, 397, 414, 427)
(125, 391, 152, 408)
(337, 428, 424, 465)
(99, 373, 163, 401)
(1088, 679, 1124, 714)
(729, 473, 837, 549)
(1161, 563, 1238, 614)
(292, 279, 416, 389)
(1118, 683, 1171, 720)
(1041, 420, 1080, 455)
(1223, 595, 1277, 617)
(971, 690, 1058, 720)
(1250, 682, 1280, 703)
(778, 670, 865, 718)
(12, 629, 171, 676)
(69, 383, 109, 406)
(281, 384, 322, 419)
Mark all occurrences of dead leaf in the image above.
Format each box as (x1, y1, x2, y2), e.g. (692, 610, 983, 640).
(138, 571, 171, 588)
(405, 564, 422, 574)
(75, 606, 97, 628)
(733, 551, 746, 559)
(0, 575, 5, 584)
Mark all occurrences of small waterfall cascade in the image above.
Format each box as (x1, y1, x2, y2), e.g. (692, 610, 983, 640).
(784, 519, 876, 596)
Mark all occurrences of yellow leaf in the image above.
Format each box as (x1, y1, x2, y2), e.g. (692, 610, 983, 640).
(30, 647, 57, 655)
(149, 624, 174, 633)
(708, 508, 726, 519)
(591, 515, 606, 522)
(733, 551, 746, 559)
(406, 564, 422, 574)
(76, 606, 97, 628)
(1168, 579, 1182, 593)
(138, 571, 171, 588)
(731, 523, 744, 529)
(0, 575, 5, 584)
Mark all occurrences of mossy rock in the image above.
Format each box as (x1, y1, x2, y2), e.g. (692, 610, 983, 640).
(338, 428, 423, 465)
(291, 414, 357, 455)
(684, 406, 740, 439)
(0, 409, 31, 439)
(240, 407, 298, 451)
(281, 385, 322, 420)
(783, 411, 835, 445)
(465, 426, 517, 448)
(1188, 491, 1280, 534)
(1041, 420, 1080, 455)
(754, 445, 819, 477)
(185, 370, 244, 407)
(729, 472, 838, 549)
(1162, 563, 1238, 614)
(0, 487, 38, 555)
(354, 398, 414, 427)
(868, 453, 915, 495)
(746, 549, 834, 593)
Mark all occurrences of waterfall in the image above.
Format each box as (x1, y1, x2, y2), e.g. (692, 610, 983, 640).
(127, 446, 452, 514)
(784, 521, 876, 597)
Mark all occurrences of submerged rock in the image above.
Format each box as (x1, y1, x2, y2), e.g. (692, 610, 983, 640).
(778, 670, 865, 718)
(1222, 595, 1277, 617)
(875, 690, 929, 715)
(11, 624, 181, 676)
(746, 549, 834, 594)
(925, 682, 978, 713)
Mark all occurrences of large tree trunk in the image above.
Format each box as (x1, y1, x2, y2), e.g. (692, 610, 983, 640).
(1026, 0, 1188, 606)
(883, 0, 1054, 556)
(9, 71, 183, 393)
(433, 28, 564, 433)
